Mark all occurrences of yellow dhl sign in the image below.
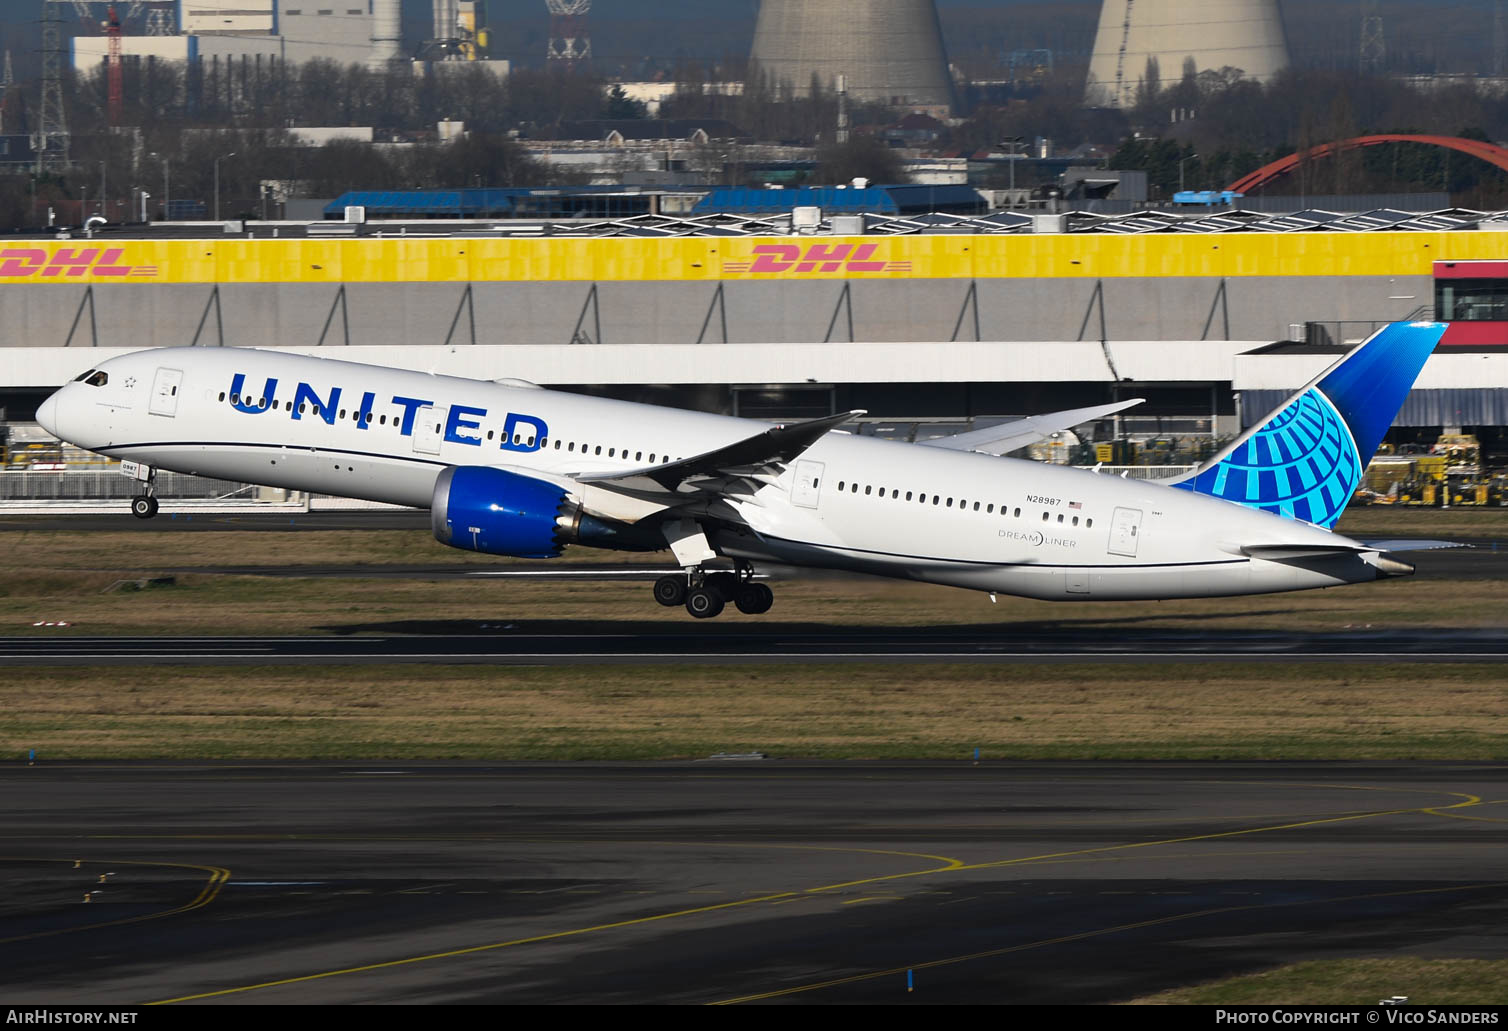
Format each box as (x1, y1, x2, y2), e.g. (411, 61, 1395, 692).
(0, 232, 1502, 284)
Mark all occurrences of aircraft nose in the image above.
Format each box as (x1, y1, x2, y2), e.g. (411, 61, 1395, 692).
(36, 390, 61, 438)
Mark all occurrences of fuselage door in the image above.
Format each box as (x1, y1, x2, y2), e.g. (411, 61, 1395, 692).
(791, 459, 825, 509)
(148, 367, 183, 417)
(413, 406, 445, 455)
(1108, 506, 1142, 557)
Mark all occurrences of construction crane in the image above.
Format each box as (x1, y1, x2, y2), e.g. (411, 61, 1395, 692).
(106, 4, 123, 125)
(0, 51, 12, 135)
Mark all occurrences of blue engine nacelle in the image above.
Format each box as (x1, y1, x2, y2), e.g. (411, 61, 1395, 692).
(431, 466, 661, 558)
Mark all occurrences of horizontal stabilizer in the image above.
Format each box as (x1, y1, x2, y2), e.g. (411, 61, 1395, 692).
(919, 399, 1145, 456)
(1236, 541, 1427, 577)
(1238, 543, 1372, 560)
(1356, 538, 1466, 553)
(578, 409, 865, 496)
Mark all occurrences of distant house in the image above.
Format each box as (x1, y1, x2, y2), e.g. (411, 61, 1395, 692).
(880, 112, 945, 148)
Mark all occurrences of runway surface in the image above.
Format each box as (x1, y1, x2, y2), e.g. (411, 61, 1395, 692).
(5, 626, 1508, 665)
(2, 761, 1504, 1004)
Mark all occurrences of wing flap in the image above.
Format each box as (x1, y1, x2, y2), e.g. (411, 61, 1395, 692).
(576, 409, 865, 497)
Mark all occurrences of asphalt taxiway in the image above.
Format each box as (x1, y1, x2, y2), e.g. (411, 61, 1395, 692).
(4, 626, 1508, 665)
(2, 761, 1504, 1004)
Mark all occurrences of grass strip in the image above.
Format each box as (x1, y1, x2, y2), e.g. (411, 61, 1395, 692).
(3, 662, 1505, 761)
(1128, 957, 1508, 1005)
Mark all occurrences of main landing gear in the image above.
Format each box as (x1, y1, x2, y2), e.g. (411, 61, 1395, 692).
(653, 561, 774, 620)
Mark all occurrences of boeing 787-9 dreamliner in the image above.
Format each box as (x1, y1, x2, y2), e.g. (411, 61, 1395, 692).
(36, 321, 1445, 618)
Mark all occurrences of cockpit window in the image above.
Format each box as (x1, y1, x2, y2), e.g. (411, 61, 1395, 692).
(73, 369, 96, 382)
(82, 371, 108, 387)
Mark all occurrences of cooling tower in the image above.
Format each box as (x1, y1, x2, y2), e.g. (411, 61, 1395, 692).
(1085, 0, 1289, 108)
(433, 0, 459, 42)
(368, 0, 403, 68)
(749, 0, 953, 109)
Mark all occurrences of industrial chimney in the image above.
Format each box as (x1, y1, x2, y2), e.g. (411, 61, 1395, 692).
(1085, 0, 1290, 108)
(749, 0, 953, 110)
(368, 0, 403, 68)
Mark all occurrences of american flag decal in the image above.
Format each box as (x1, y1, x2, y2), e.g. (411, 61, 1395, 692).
(1068, 501, 1082, 509)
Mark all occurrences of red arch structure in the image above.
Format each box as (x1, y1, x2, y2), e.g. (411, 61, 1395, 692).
(1226, 134, 1508, 195)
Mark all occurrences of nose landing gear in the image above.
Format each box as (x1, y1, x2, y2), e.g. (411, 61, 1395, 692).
(652, 562, 772, 619)
(125, 463, 159, 519)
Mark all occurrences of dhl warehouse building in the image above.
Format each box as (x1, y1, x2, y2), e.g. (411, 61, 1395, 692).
(3, 211, 1508, 457)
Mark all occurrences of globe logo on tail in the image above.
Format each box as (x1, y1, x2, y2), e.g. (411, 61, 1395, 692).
(1180, 387, 1361, 528)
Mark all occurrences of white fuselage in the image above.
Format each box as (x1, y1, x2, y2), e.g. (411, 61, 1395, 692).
(39, 347, 1390, 601)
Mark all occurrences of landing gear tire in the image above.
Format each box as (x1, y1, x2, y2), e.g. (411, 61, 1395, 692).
(734, 582, 774, 615)
(685, 587, 725, 619)
(705, 571, 740, 601)
(130, 495, 159, 520)
(653, 574, 687, 607)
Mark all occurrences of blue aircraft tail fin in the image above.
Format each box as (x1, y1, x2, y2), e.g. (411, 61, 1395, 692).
(1169, 321, 1445, 528)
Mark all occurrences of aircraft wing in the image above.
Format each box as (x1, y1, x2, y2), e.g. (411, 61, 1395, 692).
(575, 409, 866, 500)
(916, 399, 1145, 456)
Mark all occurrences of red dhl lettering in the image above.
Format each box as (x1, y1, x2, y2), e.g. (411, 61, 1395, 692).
(730, 242, 902, 275)
(0, 246, 152, 278)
